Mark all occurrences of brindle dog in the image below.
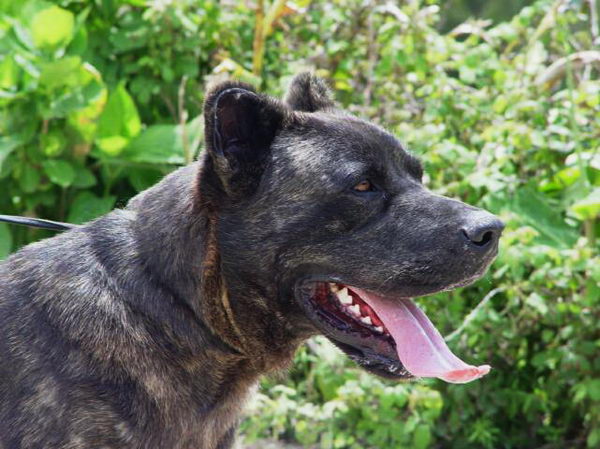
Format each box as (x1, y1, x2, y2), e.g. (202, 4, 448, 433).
(0, 73, 503, 449)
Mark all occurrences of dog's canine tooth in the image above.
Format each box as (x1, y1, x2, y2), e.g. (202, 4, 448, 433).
(339, 296, 353, 305)
(360, 316, 372, 325)
(337, 288, 352, 305)
(348, 304, 360, 315)
(374, 326, 384, 333)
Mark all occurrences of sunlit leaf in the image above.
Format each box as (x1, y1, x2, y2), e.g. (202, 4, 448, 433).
(119, 122, 198, 165)
(0, 55, 18, 89)
(571, 188, 600, 220)
(96, 136, 128, 156)
(31, 5, 74, 50)
(39, 57, 82, 90)
(95, 82, 140, 155)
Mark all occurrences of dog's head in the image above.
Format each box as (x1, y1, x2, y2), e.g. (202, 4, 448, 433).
(199, 73, 503, 383)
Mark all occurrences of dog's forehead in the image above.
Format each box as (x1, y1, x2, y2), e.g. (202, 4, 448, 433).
(274, 113, 411, 175)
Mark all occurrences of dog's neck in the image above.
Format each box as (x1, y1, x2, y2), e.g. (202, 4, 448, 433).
(127, 162, 302, 376)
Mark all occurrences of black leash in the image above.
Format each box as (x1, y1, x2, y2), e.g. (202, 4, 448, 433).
(0, 215, 78, 232)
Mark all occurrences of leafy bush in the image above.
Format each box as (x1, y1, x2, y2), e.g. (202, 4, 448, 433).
(0, 0, 213, 250)
(1, 0, 598, 448)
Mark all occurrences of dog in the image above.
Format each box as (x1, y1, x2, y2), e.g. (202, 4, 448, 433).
(0, 73, 503, 449)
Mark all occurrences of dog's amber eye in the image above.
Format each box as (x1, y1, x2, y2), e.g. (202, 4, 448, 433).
(353, 180, 373, 192)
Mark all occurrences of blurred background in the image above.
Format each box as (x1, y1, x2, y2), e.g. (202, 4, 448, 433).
(0, 0, 599, 447)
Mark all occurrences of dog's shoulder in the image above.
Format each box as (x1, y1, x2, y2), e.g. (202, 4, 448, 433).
(0, 161, 235, 447)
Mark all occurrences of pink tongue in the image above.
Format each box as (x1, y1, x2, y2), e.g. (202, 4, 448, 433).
(354, 289, 490, 384)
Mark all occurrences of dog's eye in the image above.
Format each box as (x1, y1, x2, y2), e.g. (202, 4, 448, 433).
(353, 180, 375, 192)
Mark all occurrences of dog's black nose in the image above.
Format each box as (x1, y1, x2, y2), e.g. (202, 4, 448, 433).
(461, 215, 504, 250)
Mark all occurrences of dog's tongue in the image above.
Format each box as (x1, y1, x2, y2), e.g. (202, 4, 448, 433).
(354, 289, 490, 384)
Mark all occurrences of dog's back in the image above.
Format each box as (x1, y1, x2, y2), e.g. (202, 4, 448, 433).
(0, 212, 141, 447)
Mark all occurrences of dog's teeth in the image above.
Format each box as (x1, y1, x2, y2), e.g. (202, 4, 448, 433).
(348, 305, 360, 316)
(374, 326, 384, 333)
(337, 288, 352, 305)
(360, 316, 372, 325)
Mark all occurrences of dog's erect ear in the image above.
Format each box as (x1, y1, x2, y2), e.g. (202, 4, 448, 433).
(203, 82, 286, 198)
(284, 72, 335, 112)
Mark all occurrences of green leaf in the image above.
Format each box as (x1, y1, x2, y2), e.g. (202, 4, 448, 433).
(412, 424, 432, 449)
(19, 164, 40, 193)
(588, 428, 600, 449)
(66, 64, 107, 139)
(120, 124, 186, 165)
(526, 293, 548, 315)
(0, 222, 12, 260)
(68, 22, 88, 55)
(41, 132, 65, 157)
(31, 5, 74, 50)
(509, 187, 578, 248)
(127, 167, 164, 192)
(67, 191, 115, 224)
(571, 188, 600, 220)
(42, 159, 75, 187)
(587, 379, 600, 401)
(72, 167, 96, 188)
(0, 135, 23, 172)
(50, 73, 105, 120)
(96, 136, 129, 156)
(39, 57, 82, 91)
(96, 83, 141, 156)
(0, 55, 19, 90)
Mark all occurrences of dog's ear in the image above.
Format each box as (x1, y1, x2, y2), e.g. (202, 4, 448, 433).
(202, 82, 286, 199)
(284, 72, 335, 112)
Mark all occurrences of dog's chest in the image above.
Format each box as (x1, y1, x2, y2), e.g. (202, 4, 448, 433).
(174, 382, 257, 449)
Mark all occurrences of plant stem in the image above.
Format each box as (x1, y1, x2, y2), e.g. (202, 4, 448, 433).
(589, 0, 599, 44)
(445, 288, 504, 341)
(584, 218, 597, 248)
(560, 18, 597, 248)
(252, 0, 287, 76)
(178, 76, 190, 164)
(262, 0, 287, 39)
(252, 0, 265, 76)
(562, 34, 590, 190)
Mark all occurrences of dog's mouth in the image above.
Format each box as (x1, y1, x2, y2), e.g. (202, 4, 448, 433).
(297, 281, 490, 383)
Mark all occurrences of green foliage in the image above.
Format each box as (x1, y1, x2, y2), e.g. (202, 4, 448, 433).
(0, 0, 599, 448)
(0, 0, 212, 251)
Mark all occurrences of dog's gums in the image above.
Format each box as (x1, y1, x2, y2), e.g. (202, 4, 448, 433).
(301, 281, 491, 384)
(315, 283, 388, 335)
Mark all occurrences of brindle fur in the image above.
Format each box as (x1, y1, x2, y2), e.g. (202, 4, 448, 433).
(0, 73, 502, 448)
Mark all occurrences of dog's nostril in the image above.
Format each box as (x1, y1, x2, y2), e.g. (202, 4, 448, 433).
(472, 230, 494, 246)
(461, 218, 504, 249)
